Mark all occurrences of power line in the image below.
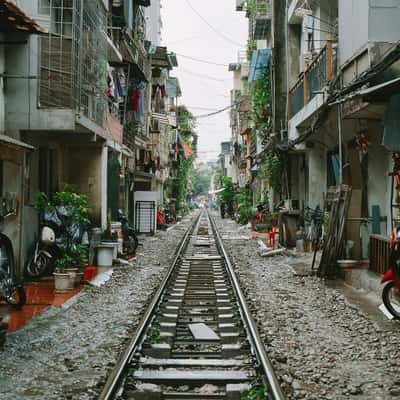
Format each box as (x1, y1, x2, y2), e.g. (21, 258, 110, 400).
(179, 67, 229, 82)
(175, 52, 230, 67)
(184, 0, 243, 48)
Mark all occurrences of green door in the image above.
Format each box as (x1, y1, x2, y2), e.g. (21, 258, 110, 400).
(107, 151, 120, 221)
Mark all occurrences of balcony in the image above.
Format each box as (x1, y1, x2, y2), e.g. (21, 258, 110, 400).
(289, 42, 333, 119)
(247, 0, 272, 40)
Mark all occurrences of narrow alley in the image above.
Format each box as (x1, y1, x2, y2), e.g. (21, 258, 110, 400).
(1, 1, 400, 400)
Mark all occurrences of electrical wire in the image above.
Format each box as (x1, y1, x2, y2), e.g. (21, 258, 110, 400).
(184, 0, 243, 48)
(175, 52, 230, 67)
(179, 67, 230, 82)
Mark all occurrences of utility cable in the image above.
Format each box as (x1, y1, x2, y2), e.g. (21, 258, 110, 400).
(184, 0, 243, 48)
(175, 52, 230, 67)
(179, 67, 230, 82)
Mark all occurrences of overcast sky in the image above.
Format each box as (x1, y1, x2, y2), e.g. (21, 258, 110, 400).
(161, 0, 247, 161)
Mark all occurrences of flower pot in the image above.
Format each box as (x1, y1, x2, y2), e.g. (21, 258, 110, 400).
(74, 271, 84, 286)
(65, 268, 78, 290)
(83, 266, 96, 282)
(54, 272, 72, 293)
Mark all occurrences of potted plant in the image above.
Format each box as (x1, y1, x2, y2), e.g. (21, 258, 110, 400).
(54, 253, 74, 293)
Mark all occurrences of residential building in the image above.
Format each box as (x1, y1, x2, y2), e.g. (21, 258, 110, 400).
(0, 1, 45, 275)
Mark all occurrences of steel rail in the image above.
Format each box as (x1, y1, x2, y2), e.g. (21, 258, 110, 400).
(98, 211, 202, 400)
(208, 210, 286, 400)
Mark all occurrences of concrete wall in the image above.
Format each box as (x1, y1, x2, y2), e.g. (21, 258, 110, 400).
(145, 0, 162, 46)
(63, 144, 105, 225)
(339, 0, 369, 65)
(308, 144, 326, 209)
(339, 0, 400, 66)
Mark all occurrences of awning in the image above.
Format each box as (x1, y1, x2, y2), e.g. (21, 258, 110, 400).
(0, 1, 46, 34)
(104, 32, 123, 63)
(248, 49, 271, 83)
(166, 77, 182, 98)
(359, 76, 400, 101)
(0, 134, 34, 150)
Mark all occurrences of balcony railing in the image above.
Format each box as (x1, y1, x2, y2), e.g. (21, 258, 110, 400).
(247, 0, 272, 39)
(288, 40, 333, 119)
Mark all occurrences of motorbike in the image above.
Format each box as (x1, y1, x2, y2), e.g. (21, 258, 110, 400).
(25, 206, 87, 278)
(117, 209, 138, 255)
(0, 212, 26, 308)
(381, 226, 400, 318)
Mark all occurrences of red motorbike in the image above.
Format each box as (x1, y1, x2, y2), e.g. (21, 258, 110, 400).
(381, 227, 400, 318)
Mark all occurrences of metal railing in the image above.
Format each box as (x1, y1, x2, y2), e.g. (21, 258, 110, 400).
(288, 40, 333, 119)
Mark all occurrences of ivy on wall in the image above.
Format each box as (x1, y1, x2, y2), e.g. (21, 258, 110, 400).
(249, 67, 271, 141)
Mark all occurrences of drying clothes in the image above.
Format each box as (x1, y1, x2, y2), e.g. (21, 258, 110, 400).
(161, 85, 167, 98)
(105, 64, 115, 99)
(130, 87, 141, 113)
(116, 67, 126, 98)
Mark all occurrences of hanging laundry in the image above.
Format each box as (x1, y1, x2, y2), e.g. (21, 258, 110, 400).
(161, 85, 167, 98)
(116, 67, 126, 98)
(105, 64, 115, 100)
(130, 85, 141, 113)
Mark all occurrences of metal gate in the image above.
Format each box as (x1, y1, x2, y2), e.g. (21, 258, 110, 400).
(135, 201, 156, 234)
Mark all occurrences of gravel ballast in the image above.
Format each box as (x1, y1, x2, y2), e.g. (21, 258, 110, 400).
(215, 215, 400, 400)
(0, 215, 193, 400)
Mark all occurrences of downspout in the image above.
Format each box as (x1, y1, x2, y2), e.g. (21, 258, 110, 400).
(284, 0, 289, 134)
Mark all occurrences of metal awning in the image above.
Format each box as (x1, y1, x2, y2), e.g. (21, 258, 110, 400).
(359, 76, 400, 100)
(0, 134, 34, 150)
(248, 49, 271, 83)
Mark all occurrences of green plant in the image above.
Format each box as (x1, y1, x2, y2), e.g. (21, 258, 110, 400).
(147, 327, 162, 344)
(54, 253, 74, 273)
(264, 153, 283, 194)
(220, 177, 235, 205)
(249, 68, 271, 141)
(235, 187, 254, 224)
(240, 385, 266, 400)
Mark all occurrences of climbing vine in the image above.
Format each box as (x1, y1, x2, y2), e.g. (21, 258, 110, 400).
(249, 68, 271, 141)
(264, 153, 283, 194)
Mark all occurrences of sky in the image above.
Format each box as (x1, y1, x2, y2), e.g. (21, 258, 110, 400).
(161, 0, 248, 162)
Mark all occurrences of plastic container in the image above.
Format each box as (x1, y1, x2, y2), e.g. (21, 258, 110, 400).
(101, 240, 118, 259)
(83, 266, 96, 281)
(96, 244, 114, 267)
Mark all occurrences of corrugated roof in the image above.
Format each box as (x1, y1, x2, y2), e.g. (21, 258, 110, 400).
(0, 1, 46, 34)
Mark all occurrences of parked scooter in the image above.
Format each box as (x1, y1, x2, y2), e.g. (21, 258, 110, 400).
(381, 227, 400, 318)
(25, 207, 87, 278)
(117, 209, 138, 255)
(0, 210, 26, 308)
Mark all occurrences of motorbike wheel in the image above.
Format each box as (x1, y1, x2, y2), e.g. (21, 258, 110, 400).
(25, 251, 52, 278)
(125, 230, 138, 255)
(382, 281, 400, 319)
(0, 236, 26, 308)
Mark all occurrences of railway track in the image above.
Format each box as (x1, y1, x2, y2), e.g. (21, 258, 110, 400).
(99, 211, 284, 400)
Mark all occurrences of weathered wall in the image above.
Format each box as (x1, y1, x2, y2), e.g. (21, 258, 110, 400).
(339, 0, 369, 65)
(63, 144, 104, 225)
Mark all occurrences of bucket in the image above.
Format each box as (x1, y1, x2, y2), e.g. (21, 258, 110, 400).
(101, 241, 118, 259)
(96, 244, 114, 267)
